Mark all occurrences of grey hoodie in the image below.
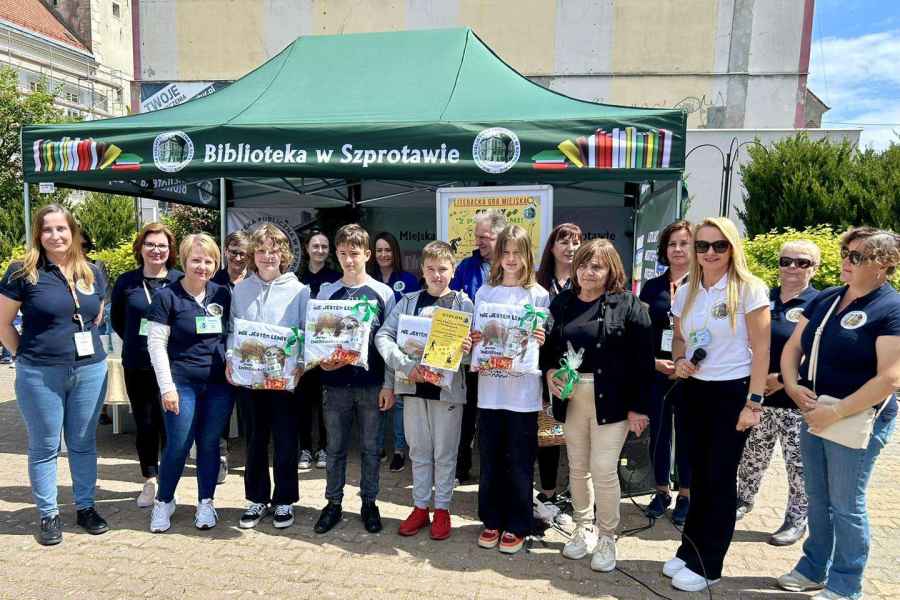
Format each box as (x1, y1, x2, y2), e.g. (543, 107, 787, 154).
(229, 271, 309, 340)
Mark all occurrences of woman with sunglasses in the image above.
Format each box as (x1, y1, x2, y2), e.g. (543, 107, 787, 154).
(665, 217, 770, 592)
(777, 228, 900, 600)
(110, 223, 182, 508)
(735, 240, 819, 547)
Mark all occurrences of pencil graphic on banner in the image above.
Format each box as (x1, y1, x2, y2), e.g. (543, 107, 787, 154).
(558, 140, 584, 168)
(99, 144, 122, 169)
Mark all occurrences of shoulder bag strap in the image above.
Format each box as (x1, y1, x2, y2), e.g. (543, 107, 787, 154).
(808, 294, 842, 393)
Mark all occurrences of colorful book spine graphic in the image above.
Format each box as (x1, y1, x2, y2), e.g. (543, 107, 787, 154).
(32, 139, 127, 172)
(534, 128, 675, 170)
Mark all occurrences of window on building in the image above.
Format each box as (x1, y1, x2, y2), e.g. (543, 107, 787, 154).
(29, 81, 39, 92)
(112, 2, 120, 17)
(65, 91, 79, 104)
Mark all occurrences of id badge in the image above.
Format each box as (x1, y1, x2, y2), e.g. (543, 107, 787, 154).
(689, 329, 712, 348)
(660, 329, 674, 353)
(195, 315, 223, 334)
(74, 331, 94, 357)
(138, 318, 149, 337)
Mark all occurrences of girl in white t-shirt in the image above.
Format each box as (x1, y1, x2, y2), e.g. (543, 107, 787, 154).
(470, 225, 550, 555)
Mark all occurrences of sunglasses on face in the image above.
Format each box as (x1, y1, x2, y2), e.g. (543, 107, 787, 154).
(841, 247, 873, 266)
(779, 256, 813, 269)
(694, 240, 730, 254)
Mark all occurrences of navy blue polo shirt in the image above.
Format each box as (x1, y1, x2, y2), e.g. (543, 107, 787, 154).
(144, 279, 230, 384)
(379, 270, 421, 302)
(639, 270, 688, 360)
(0, 260, 107, 366)
(767, 285, 818, 409)
(110, 267, 183, 370)
(800, 283, 900, 419)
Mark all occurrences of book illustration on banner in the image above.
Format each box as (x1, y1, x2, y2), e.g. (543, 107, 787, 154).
(531, 128, 673, 170)
(31, 138, 143, 172)
(396, 313, 454, 390)
(303, 298, 375, 370)
(471, 302, 546, 375)
(229, 318, 303, 391)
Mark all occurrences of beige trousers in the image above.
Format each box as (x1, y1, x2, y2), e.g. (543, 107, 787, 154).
(564, 375, 629, 535)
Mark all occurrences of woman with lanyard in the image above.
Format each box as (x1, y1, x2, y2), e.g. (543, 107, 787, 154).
(146, 233, 232, 533)
(543, 238, 653, 572)
(777, 228, 900, 600)
(666, 217, 770, 592)
(0, 204, 110, 545)
(110, 223, 182, 508)
(296, 229, 340, 470)
(534, 222, 582, 516)
(736, 240, 820, 547)
(639, 220, 693, 525)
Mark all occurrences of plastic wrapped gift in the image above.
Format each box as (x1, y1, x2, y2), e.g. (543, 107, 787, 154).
(471, 301, 547, 375)
(303, 297, 376, 370)
(229, 318, 303, 391)
(395, 314, 454, 393)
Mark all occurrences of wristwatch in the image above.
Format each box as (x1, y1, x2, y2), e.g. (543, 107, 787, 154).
(746, 393, 764, 410)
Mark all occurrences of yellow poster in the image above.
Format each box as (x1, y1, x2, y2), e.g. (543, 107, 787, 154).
(446, 194, 542, 263)
(421, 308, 473, 372)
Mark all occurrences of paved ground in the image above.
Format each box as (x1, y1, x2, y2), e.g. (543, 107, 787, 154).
(0, 365, 897, 600)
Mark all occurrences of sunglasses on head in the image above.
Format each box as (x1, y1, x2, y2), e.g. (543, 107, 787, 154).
(841, 247, 873, 266)
(779, 256, 814, 269)
(694, 240, 730, 254)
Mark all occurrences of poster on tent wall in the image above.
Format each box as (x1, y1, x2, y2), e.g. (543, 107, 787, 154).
(436, 186, 553, 264)
(227, 208, 316, 273)
(632, 181, 680, 295)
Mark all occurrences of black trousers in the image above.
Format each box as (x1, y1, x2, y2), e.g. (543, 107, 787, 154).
(244, 388, 300, 505)
(478, 408, 538, 537)
(297, 369, 327, 452)
(456, 371, 479, 477)
(649, 371, 692, 488)
(676, 377, 750, 580)
(536, 445, 561, 492)
(123, 367, 166, 478)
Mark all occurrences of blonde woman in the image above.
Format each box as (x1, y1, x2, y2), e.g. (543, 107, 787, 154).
(0, 204, 110, 545)
(664, 217, 770, 592)
(146, 234, 232, 533)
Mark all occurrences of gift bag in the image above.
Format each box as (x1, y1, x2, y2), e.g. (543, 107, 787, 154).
(471, 302, 546, 375)
(229, 318, 303, 391)
(396, 314, 454, 391)
(303, 298, 375, 370)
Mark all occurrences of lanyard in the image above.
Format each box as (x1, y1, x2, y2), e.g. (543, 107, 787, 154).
(142, 277, 170, 305)
(667, 273, 687, 328)
(51, 266, 87, 332)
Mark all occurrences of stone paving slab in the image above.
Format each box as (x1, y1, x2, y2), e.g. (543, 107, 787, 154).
(0, 365, 897, 599)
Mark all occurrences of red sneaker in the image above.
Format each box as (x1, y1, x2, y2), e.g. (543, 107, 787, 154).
(398, 506, 430, 536)
(498, 532, 525, 554)
(477, 528, 500, 549)
(430, 509, 451, 540)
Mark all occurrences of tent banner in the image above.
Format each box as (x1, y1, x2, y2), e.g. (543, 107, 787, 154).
(140, 81, 230, 113)
(227, 208, 317, 272)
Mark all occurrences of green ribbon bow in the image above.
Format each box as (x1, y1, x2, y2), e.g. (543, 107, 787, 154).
(351, 296, 378, 323)
(552, 357, 581, 400)
(284, 327, 303, 357)
(518, 303, 548, 332)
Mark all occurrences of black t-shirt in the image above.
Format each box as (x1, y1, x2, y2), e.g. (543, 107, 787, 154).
(554, 295, 605, 374)
(145, 279, 231, 384)
(0, 260, 107, 366)
(767, 285, 818, 409)
(111, 268, 183, 370)
(410, 291, 457, 400)
(298, 266, 340, 299)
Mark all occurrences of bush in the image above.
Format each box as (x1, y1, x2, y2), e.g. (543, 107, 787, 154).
(745, 226, 900, 290)
(89, 240, 137, 286)
(162, 205, 219, 243)
(75, 193, 137, 251)
(0, 244, 25, 275)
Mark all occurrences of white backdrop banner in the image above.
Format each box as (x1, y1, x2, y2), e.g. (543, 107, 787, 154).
(227, 208, 316, 272)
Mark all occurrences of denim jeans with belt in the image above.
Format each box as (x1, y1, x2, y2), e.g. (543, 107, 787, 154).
(15, 359, 108, 518)
(322, 384, 382, 504)
(156, 382, 234, 503)
(795, 413, 896, 599)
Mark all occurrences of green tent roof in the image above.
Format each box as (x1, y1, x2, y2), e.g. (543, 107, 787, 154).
(23, 28, 686, 204)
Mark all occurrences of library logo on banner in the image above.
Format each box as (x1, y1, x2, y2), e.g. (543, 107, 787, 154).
(153, 131, 195, 173)
(473, 127, 520, 174)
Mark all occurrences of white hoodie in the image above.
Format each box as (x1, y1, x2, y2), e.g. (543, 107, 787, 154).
(229, 271, 309, 338)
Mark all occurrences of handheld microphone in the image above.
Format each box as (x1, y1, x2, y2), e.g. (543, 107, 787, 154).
(690, 348, 707, 366)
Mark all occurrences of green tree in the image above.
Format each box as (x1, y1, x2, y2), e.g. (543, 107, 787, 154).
(74, 192, 137, 250)
(162, 204, 219, 243)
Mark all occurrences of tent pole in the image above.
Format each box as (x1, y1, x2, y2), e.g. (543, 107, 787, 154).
(23, 182, 31, 249)
(219, 178, 227, 250)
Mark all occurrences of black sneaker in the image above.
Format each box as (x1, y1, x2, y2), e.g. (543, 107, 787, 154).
(389, 452, 406, 472)
(671, 496, 690, 526)
(238, 502, 268, 529)
(645, 491, 672, 519)
(361, 500, 382, 533)
(38, 515, 62, 546)
(272, 505, 294, 529)
(76, 507, 109, 535)
(314, 502, 342, 534)
(455, 468, 472, 484)
(379, 449, 388, 463)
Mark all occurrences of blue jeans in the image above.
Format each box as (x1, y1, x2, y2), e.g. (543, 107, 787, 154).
(323, 384, 382, 504)
(795, 413, 895, 599)
(377, 397, 407, 453)
(156, 382, 234, 503)
(15, 360, 108, 518)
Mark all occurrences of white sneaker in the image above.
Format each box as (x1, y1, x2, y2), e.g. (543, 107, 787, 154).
(590, 535, 616, 572)
(150, 499, 176, 533)
(136, 480, 156, 508)
(663, 556, 686, 578)
(778, 569, 825, 592)
(195, 498, 218, 530)
(298, 449, 313, 470)
(217, 457, 228, 484)
(562, 525, 598, 560)
(672, 566, 719, 592)
(811, 590, 854, 600)
(315, 449, 327, 469)
(533, 498, 560, 523)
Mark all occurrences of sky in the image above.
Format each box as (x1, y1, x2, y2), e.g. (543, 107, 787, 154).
(809, 0, 900, 150)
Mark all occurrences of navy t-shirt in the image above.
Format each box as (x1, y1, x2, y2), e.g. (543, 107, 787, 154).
(298, 266, 340, 299)
(378, 270, 421, 302)
(639, 270, 688, 360)
(801, 283, 900, 419)
(145, 279, 230, 384)
(767, 285, 818, 409)
(110, 267, 183, 370)
(0, 260, 107, 366)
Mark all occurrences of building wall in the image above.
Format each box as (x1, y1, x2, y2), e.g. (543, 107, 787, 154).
(88, 0, 133, 111)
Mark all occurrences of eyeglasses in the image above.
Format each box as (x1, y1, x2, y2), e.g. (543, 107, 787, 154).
(228, 249, 248, 258)
(779, 256, 814, 269)
(694, 240, 730, 254)
(841, 247, 874, 266)
(142, 242, 169, 252)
